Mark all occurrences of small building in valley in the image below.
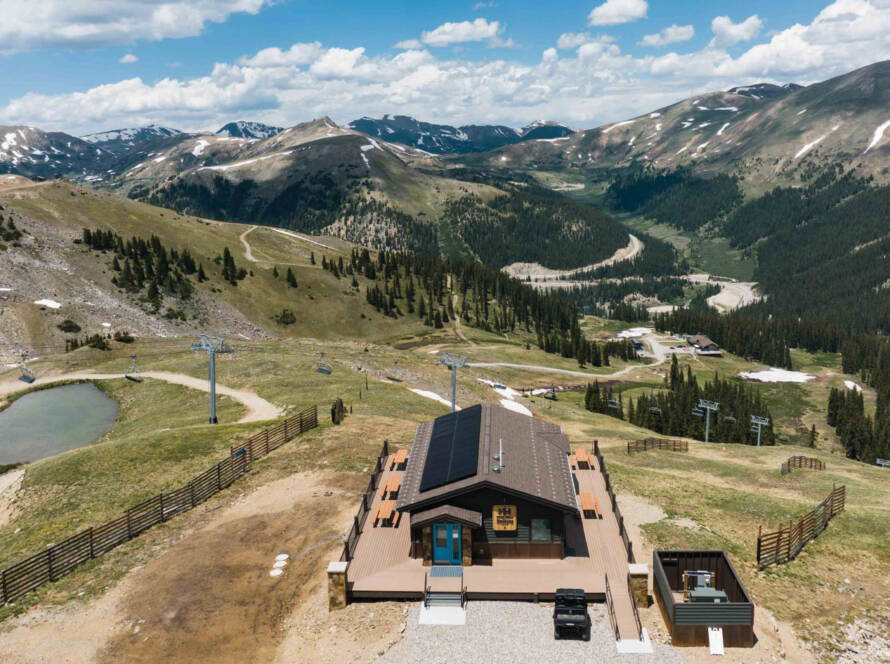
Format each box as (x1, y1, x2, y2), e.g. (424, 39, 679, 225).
(688, 334, 721, 356)
(395, 403, 579, 564)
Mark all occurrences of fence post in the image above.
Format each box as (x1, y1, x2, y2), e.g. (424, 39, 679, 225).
(756, 525, 762, 567)
(299, 411, 304, 433)
(89, 527, 95, 559)
(47, 547, 55, 582)
(284, 418, 290, 441)
(126, 509, 133, 539)
(1, 568, 6, 604)
(265, 429, 270, 456)
(159, 493, 166, 522)
(355, 515, 360, 535)
(217, 463, 222, 491)
(189, 481, 196, 508)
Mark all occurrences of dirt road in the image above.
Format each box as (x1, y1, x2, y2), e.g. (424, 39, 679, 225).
(467, 332, 670, 378)
(0, 371, 283, 423)
(239, 225, 259, 263)
(503, 234, 643, 281)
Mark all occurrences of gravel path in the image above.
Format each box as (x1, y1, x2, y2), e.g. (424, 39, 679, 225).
(380, 601, 684, 664)
(0, 371, 283, 423)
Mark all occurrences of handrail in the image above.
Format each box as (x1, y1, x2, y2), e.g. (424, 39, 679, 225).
(626, 573, 643, 640)
(604, 574, 619, 641)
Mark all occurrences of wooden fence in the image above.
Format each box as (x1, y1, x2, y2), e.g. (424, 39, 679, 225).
(627, 438, 688, 455)
(1, 405, 318, 605)
(780, 455, 825, 476)
(592, 440, 635, 564)
(340, 440, 393, 562)
(756, 484, 845, 568)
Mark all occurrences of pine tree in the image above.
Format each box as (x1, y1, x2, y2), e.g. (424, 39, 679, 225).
(273, 266, 279, 278)
(286, 268, 298, 288)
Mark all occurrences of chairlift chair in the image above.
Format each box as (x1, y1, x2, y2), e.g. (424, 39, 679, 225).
(493, 371, 506, 390)
(316, 352, 333, 375)
(649, 405, 662, 415)
(692, 407, 704, 417)
(17, 351, 35, 384)
(124, 355, 143, 383)
(723, 413, 736, 423)
(607, 397, 621, 410)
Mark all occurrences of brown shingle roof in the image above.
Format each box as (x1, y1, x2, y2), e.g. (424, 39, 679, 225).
(410, 505, 483, 528)
(395, 403, 577, 514)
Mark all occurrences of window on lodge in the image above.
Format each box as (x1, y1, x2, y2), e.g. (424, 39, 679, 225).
(530, 517, 551, 542)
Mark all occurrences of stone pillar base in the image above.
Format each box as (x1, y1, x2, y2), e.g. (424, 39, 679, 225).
(327, 561, 349, 611)
(628, 562, 649, 608)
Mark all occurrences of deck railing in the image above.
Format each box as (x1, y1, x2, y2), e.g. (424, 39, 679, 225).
(626, 572, 643, 640)
(604, 574, 619, 641)
(593, 440, 635, 564)
(340, 439, 391, 562)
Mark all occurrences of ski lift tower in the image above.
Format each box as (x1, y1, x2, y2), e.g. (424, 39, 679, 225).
(17, 351, 35, 384)
(437, 352, 467, 413)
(191, 335, 234, 424)
(693, 398, 720, 443)
(750, 415, 771, 447)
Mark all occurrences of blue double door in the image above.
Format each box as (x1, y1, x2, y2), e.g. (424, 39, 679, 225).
(433, 523, 462, 565)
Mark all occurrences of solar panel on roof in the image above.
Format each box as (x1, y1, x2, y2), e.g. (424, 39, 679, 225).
(419, 405, 481, 492)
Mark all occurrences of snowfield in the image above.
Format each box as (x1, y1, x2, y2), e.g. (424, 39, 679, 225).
(617, 327, 652, 339)
(739, 368, 814, 383)
(408, 388, 458, 410)
(864, 119, 890, 153)
(844, 380, 863, 392)
(33, 298, 61, 309)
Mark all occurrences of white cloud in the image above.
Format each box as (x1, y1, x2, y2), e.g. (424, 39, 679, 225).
(556, 32, 616, 49)
(588, 0, 647, 26)
(239, 42, 324, 67)
(119, 53, 139, 64)
(0, 0, 272, 53)
(6, 0, 890, 136)
(639, 24, 694, 47)
(420, 18, 506, 47)
(473, 1, 497, 9)
(710, 15, 764, 48)
(394, 39, 424, 50)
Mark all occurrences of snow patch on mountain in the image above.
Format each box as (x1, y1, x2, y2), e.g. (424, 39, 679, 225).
(864, 119, 890, 153)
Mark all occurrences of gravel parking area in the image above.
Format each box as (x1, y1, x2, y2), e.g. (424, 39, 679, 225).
(380, 601, 685, 664)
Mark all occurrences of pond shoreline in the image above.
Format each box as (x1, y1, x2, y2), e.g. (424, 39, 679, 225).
(0, 383, 119, 466)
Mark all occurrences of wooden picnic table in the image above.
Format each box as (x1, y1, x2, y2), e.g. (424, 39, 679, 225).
(579, 491, 601, 518)
(576, 448, 596, 470)
(374, 499, 398, 527)
(390, 448, 409, 469)
(380, 473, 402, 498)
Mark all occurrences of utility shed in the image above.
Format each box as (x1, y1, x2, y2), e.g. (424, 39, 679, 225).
(653, 550, 755, 647)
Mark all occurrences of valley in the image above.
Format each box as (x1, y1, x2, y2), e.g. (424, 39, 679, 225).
(3, 53, 890, 664)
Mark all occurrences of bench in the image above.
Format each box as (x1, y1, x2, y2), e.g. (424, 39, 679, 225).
(376, 499, 396, 526)
(380, 474, 402, 499)
(579, 492, 602, 519)
(574, 448, 594, 470)
(390, 448, 409, 470)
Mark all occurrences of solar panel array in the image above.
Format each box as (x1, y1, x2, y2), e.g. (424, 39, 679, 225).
(419, 405, 482, 492)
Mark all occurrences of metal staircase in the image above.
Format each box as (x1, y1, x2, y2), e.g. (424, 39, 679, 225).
(424, 567, 467, 609)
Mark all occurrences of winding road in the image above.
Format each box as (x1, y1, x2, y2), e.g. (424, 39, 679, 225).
(0, 371, 283, 423)
(467, 332, 670, 379)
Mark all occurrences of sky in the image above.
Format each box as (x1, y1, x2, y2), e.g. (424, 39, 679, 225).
(2, 0, 890, 135)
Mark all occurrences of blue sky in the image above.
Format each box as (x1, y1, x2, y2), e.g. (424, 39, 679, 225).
(1, 0, 888, 134)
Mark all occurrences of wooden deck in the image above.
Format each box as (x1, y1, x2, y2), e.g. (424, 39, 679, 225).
(346, 450, 640, 640)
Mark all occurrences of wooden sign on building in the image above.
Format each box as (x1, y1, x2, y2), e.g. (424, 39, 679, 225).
(493, 504, 517, 531)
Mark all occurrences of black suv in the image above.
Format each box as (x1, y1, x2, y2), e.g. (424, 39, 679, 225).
(553, 588, 591, 641)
